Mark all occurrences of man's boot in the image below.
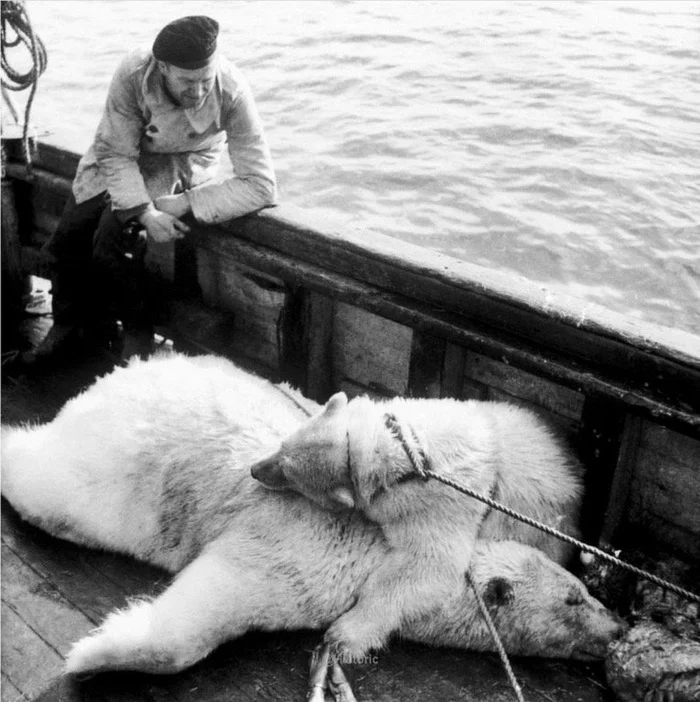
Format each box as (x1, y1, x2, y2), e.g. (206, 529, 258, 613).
(21, 323, 82, 365)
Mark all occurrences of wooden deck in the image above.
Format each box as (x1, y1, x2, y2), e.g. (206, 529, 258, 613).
(1, 314, 615, 702)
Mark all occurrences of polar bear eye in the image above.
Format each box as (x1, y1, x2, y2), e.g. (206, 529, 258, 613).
(565, 590, 585, 606)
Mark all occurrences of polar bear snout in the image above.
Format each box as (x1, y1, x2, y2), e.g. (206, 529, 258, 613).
(574, 609, 628, 661)
(250, 455, 291, 491)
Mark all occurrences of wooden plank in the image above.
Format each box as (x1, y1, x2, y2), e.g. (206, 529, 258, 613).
(441, 343, 467, 399)
(10, 155, 699, 375)
(638, 521, 700, 561)
(407, 331, 445, 398)
(1, 506, 137, 626)
(634, 423, 700, 535)
(277, 285, 306, 391)
(332, 303, 412, 397)
(9, 159, 700, 432)
(464, 351, 585, 421)
(0, 603, 64, 700)
(248, 207, 700, 367)
(303, 292, 335, 403)
(639, 421, 700, 465)
(622, 420, 700, 557)
(35, 672, 177, 702)
(638, 465, 700, 535)
(3, 164, 72, 199)
(72, 549, 169, 603)
(1, 672, 27, 702)
(188, 229, 700, 434)
(461, 377, 489, 401)
(197, 250, 284, 369)
(599, 414, 643, 545)
(163, 298, 237, 358)
(575, 397, 627, 544)
(1, 179, 25, 319)
(1, 544, 95, 657)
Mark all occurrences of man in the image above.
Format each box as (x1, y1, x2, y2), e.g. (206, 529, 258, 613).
(29, 15, 276, 363)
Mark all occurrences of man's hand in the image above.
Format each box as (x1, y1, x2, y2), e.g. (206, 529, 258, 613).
(154, 193, 191, 219)
(138, 207, 190, 243)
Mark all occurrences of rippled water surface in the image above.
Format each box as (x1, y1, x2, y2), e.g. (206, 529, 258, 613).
(15, 1, 700, 337)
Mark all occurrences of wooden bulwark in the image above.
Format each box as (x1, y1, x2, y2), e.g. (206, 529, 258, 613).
(3, 141, 700, 561)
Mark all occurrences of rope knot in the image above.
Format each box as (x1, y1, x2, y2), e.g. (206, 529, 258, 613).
(383, 412, 430, 481)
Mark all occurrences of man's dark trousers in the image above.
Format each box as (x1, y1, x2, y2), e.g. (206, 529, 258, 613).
(44, 191, 151, 336)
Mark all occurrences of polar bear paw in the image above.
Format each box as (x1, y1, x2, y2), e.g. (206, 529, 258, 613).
(66, 599, 184, 675)
(324, 617, 386, 664)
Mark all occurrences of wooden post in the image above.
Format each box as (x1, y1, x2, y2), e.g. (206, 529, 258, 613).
(576, 396, 628, 545)
(408, 330, 445, 398)
(1, 176, 27, 322)
(303, 292, 335, 403)
(598, 414, 642, 546)
(441, 343, 467, 399)
(278, 285, 307, 390)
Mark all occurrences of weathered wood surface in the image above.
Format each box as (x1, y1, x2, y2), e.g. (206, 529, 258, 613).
(0, 337, 613, 702)
(624, 422, 700, 559)
(5, 146, 699, 430)
(1, 179, 25, 319)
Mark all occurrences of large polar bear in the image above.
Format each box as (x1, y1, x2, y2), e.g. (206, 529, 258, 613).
(251, 388, 584, 659)
(1, 353, 622, 685)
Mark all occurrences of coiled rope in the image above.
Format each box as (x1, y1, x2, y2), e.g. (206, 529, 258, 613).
(1, 0, 47, 171)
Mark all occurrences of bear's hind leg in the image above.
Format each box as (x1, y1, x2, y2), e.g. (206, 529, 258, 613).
(66, 550, 251, 675)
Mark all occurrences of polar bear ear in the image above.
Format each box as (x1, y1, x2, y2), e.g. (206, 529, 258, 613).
(324, 392, 348, 415)
(483, 576, 514, 609)
(329, 486, 355, 509)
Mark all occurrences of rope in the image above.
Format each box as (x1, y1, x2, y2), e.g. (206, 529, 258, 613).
(383, 411, 700, 700)
(383, 411, 700, 605)
(384, 413, 430, 479)
(1, 0, 47, 172)
(274, 383, 315, 418)
(423, 468, 700, 605)
(465, 569, 526, 702)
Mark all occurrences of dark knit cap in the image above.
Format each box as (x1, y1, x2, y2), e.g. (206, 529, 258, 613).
(152, 16, 219, 70)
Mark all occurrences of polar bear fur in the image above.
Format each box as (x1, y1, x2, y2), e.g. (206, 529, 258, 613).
(1, 353, 621, 676)
(250, 390, 583, 657)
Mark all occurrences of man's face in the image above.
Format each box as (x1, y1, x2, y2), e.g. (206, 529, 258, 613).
(160, 60, 217, 109)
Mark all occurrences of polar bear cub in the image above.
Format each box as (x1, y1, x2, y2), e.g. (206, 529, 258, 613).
(251, 390, 583, 657)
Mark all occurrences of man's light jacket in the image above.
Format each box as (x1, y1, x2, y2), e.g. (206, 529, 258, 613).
(72, 49, 277, 224)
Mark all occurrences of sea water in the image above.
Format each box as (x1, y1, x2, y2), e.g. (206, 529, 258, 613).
(10, 0, 700, 339)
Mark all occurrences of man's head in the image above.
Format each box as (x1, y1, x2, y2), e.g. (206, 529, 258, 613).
(153, 16, 219, 109)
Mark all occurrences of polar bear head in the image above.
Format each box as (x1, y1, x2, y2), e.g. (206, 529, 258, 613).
(250, 392, 357, 511)
(404, 540, 627, 660)
(251, 392, 484, 526)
